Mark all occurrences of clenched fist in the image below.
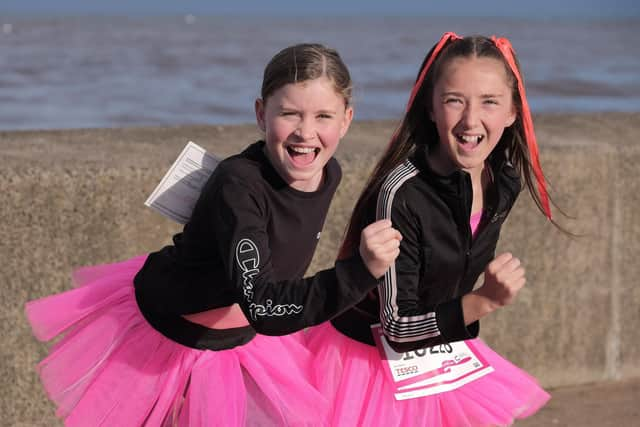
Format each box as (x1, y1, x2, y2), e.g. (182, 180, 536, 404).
(359, 219, 402, 279)
(477, 252, 526, 308)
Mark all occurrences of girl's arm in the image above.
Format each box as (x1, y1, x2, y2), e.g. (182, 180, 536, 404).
(214, 175, 400, 336)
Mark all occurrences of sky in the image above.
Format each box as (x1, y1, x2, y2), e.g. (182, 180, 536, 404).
(2, 0, 639, 18)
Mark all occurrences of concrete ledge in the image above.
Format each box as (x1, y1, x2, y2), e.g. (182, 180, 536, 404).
(2, 113, 639, 425)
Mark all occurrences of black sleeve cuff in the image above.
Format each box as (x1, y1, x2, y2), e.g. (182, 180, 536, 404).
(435, 297, 480, 343)
(334, 254, 379, 299)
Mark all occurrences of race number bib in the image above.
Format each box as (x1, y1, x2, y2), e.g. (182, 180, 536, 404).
(371, 324, 494, 400)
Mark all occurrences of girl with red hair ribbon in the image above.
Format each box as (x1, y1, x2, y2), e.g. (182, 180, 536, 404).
(307, 33, 552, 426)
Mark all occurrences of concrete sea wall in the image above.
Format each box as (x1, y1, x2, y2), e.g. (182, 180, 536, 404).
(2, 113, 639, 425)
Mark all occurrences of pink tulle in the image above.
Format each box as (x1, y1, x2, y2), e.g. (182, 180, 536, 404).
(25, 256, 328, 426)
(306, 323, 550, 427)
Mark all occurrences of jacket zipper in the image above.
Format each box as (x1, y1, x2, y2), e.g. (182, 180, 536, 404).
(451, 173, 473, 298)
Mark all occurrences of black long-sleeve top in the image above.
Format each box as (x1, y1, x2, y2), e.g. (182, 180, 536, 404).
(332, 145, 521, 352)
(134, 141, 378, 349)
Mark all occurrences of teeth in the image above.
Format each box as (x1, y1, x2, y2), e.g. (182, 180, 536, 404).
(458, 134, 483, 143)
(288, 146, 315, 154)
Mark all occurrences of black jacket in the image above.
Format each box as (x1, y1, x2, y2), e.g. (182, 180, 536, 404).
(332, 145, 521, 352)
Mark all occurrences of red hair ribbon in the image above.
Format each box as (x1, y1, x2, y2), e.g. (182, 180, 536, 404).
(491, 36, 552, 219)
(405, 32, 461, 112)
(387, 32, 461, 149)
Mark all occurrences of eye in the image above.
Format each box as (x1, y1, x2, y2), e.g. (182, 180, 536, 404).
(280, 111, 297, 116)
(483, 99, 499, 105)
(444, 97, 463, 105)
(318, 113, 334, 119)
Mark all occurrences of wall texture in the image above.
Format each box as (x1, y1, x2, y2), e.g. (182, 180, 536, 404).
(2, 113, 638, 426)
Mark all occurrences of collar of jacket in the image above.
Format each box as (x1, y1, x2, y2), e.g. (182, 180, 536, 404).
(411, 144, 521, 219)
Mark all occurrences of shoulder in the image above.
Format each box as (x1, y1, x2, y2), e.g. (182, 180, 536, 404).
(380, 160, 420, 195)
(193, 142, 269, 210)
(217, 143, 264, 179)
(379, 160, 421, 201)
(376, 159, 423, 216)
(495, 161, 522, 206)
(210, 142, 270, 189)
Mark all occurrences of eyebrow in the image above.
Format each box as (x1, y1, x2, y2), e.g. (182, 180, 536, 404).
(439, 91, 507, 98)
(277, 105, 338, 114)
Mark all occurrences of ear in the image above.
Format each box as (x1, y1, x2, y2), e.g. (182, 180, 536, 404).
(505, 106, 517, 128)
(339, 106, 354, 138)
(255, 98, 266, 132)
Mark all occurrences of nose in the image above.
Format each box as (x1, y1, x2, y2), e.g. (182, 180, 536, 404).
(294, 118, 316, 141)
(461, 102, 481, 128)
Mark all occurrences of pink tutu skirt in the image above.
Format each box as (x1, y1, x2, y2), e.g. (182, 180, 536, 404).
(306, 322, 549, 427)
(25, 256, 328, 427)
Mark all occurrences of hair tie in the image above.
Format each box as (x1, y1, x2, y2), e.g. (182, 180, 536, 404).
(491, 36, 551, 219)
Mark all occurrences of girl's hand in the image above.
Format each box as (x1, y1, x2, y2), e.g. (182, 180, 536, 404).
(476, 252, 526, 309)
(462, 252, 526, 324)
(359, 219, 402, 279)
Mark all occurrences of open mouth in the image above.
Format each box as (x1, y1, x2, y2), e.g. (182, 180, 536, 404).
(286, 145, 319, 166)
(455, 134, 484, 151)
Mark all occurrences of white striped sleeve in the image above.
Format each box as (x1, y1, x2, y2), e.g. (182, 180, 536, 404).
(376, 160, 442, 343)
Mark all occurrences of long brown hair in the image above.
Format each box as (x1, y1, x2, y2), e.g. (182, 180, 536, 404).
(340, 34, 557, 258)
